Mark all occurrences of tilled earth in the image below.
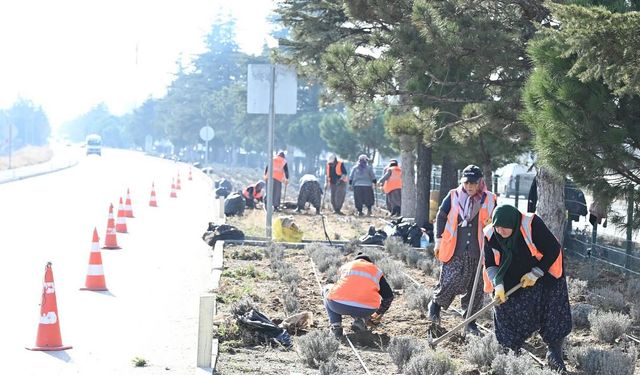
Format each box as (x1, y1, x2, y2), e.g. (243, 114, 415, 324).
(214, 242, 640, 375)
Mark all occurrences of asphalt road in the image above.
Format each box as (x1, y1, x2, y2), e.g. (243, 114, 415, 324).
(0, 148, 214, 374)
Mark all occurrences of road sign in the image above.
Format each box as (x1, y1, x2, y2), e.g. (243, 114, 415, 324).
(199, 126, 214, 141)
(247, 64, 297, 115)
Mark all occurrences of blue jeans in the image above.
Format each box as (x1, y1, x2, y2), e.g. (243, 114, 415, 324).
(323, 285, 376, 325)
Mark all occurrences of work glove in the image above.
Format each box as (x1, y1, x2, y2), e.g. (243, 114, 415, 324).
(494, 284, 506, 304)
(520, 267, 544, 288)
(367, 312, 382, 327)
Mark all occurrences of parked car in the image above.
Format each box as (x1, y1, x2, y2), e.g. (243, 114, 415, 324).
(495, 163, 535, 197)
(504, 173, 535, 198)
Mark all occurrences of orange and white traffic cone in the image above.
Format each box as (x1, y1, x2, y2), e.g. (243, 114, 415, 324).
(149, 183, 158, 207)
(115, 197, 128, 233)
(103, 203, 121, 249)
(26, 262, 72, 351)
(188, 167, 192, 181)
(170, 179, 177, 198)
(80, 228, 108, 291)
(176, 174, 182, 190)
(124, 188, 134, 218)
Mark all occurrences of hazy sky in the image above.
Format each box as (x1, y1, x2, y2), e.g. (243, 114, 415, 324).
(0, 0, 275, 129)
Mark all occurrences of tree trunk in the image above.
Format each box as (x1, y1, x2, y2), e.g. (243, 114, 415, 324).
(416, 141, 432, 228)
(535, 166, 566, 243)
(439, 154, 458, 205)
(400, 134, 416, 218)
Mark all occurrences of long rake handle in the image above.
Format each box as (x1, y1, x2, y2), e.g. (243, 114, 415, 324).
(429, 283, 523, 347)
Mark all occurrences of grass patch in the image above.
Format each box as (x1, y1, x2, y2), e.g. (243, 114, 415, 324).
(221, 265, 267, 279)
(131, 356, 148, 367)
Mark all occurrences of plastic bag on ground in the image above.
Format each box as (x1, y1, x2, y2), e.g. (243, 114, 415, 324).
(273, 216, 304, 242)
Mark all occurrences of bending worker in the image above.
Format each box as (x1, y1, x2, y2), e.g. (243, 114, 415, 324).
(430, 164, 497, 335)
(295, 174, 323, 214)
(242, 181, 265, 209)
(323, 252, 394, 339)
(483, 204, 571, 372)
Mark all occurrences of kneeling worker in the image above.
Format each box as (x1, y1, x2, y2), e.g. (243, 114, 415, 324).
(323, 252, 394, 338)
(243, 181, 265, 209)
(296, 174, 323, 214)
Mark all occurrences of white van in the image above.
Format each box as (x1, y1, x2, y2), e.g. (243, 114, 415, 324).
(86, 134, 102, 156)
(495, 163, 535, 197)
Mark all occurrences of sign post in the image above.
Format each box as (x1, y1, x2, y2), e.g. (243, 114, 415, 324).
(199, 126, 215, 166)
(247, 64, 297, 238)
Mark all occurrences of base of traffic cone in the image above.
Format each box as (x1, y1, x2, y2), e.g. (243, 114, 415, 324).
(26, 344, 73, 351)
(80, 287, 108, 291)
(102, 245, 121, 250)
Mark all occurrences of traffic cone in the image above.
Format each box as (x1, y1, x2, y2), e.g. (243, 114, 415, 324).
(170, 179, 177, 198)
(103, 203, 120, 249)
(124, 188, 134, 218)
(26, 262, 72, 351)
(188, 167, 192, 181)
(80, 228, 108, 291)
(115, 197, 128, 233)
(149, 183, 158, 207)
(176, 173, 182, 190)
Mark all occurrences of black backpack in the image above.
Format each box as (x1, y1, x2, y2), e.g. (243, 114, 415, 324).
(215, 187, 230, 198)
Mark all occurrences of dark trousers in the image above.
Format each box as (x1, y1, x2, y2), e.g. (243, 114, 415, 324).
(354, 186, 374, 213)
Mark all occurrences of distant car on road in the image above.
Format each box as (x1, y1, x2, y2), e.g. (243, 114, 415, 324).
(86, 134, 102, 156)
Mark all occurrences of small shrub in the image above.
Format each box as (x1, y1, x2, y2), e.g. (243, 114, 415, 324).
(366, 248, 387, 264)
(417, 258, 439, 277)
(297, 330, 340, 368)
(572, 345, 637, 375)
(464, 333, 501, 370)
(378, 258, 406, 289)
(309, 243, 342, 272)
(405, 249, 425, 268)
(342, 239, 360, 255)
(319, 360, 347, 375)
(587, 287, 626, 312)
(277, 263, 301, 285)
(388, 336, 422, 371)
(230, 296, 259, 317)
(325, 264, 340, 283)
(384, 237, 411, 261)
(572, 303, 596, 329)
(566, 277, 588, 300)
(405, 285, 433, 316)
(266, 243, 285, 271)
(404, 350, 457, 375)
(625, 278, 640, 300)
(630, 303, 640, 323)
(283, 291, 299, 316)
(230, 247, 263, 260)
(588, 310, 631, 343)
(131, 356, 147, 367)
(491, 352, 537, 375)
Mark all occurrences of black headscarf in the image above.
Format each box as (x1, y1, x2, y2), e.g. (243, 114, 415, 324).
(491, 205, 522, 286)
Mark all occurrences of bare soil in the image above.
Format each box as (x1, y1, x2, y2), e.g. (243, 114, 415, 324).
(214, 241, 640, 375)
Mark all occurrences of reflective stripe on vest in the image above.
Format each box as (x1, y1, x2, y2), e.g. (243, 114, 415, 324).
(438, 189, 497, 263)
(482, 213, 563, 293)
(327, 260, 382, 309)
(383, 166, 402, 193)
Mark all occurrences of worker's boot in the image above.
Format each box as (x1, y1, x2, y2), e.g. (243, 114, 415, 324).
(545, 339, 566, 372)
(366, 207, 372, 216)
(351, 318, 367, 333)
(464, 320, 480, 336)
(428, 300, 441, 323)
(330, 323, 343, 339)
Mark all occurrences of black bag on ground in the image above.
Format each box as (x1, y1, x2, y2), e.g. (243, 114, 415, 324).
(215, 187, 230, 198)
(237, 309, 292, 348)
(215, 178, 233, 192)
(390, 217, 423, 247)
(224, 192, 245, 216)
(359, 225, 388, 245)
(202, 223, 245, 246)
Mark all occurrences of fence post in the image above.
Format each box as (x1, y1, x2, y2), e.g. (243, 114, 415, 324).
(590, 223, 597, 258)
(514, 175, 520, 209)
(493, 174, 499, 194)
(625, 186, 635, 273)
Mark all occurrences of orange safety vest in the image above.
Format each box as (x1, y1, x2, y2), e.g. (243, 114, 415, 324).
(481, 213, 564, 293)
(265, 156, 286, 182)
(327, 259, 382, 309)
(382, 166, 402, 193)
(438, 189, 497, 263)
(243, 185, 263, 200)
(326, 161, 344, 182)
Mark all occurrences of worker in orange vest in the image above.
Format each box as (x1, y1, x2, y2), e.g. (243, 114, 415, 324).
(483, 204, 570, 371)
(264, 150, 289, 210)
(326, 154, 348, 215)
(242, 181, 265, 209)
(429, 164, 497, 336)
(323, 252, 394, 338)
(378, 159, 402, 216)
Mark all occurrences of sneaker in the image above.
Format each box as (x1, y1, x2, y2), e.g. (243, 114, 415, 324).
(351, 318, 367, 332)
(330, 325, 343, 339)
(464, 321, 480, 336)
(428, 300, 441, 323)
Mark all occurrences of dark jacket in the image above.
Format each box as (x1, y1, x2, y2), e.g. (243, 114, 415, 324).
(376, 276, 394, 315)
(484, 214, 563, 291)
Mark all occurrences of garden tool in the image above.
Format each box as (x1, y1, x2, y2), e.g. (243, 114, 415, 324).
(427, 282, 523, 349)
(461, 253, 485, 337)
(321, 183, 328, 210)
